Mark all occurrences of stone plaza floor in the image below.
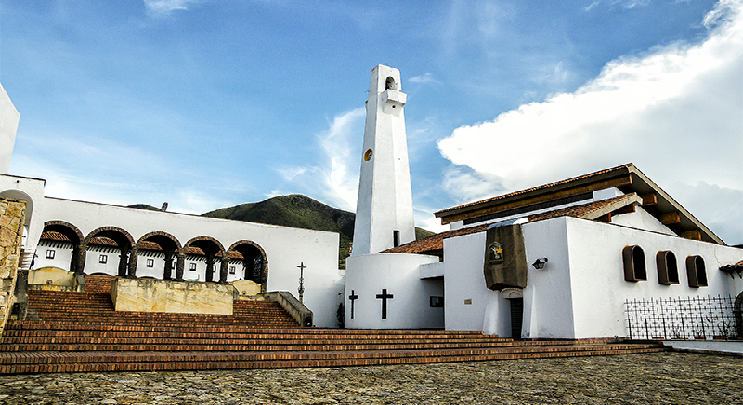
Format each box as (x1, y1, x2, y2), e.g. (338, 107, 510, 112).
(0, 352, 740, 404)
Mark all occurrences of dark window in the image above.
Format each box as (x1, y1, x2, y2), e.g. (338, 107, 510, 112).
(45, 250, 55, 260)
(229, 266, 236, 275)
(656, 251, 679, 285)
(189, 263, 197, 271)
(146, 259, 154, 268)
(686, 255, 708, 287)
(99, 255, 108, 264)
(622, 245, 646, 281)
(385, 76, 397, 90)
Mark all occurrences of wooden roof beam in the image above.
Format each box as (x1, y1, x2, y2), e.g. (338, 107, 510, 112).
(641, 193, 657, 207)
(681, 230, 701, 240)
(659, 212, 680, 225)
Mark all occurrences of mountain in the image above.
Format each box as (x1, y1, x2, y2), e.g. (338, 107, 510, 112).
(202, 194, 435, 267)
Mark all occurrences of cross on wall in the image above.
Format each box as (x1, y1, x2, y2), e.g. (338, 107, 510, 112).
(348, 290, 359, 319)
(375, 288, 394, 320)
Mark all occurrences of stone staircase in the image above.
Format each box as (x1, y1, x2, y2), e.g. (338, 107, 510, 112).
(0, 284, 668, 374)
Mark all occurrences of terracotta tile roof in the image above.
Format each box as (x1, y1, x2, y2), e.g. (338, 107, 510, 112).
(40, 231, 71, 242)
(386, 194, 642, 255)
(433, 163, 723, 245)
(435, 164, 632, 217)
(384, 223, 491, 255)
(39, 231, 243, 258)
(720, 260, 743, 274)
(527, 194, 639, 222)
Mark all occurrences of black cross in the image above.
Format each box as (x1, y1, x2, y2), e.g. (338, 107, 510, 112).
(348, 290, 359, 319)
(375, 288, 394, 320)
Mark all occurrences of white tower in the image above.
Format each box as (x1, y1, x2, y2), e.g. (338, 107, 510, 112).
(0, 83, 20, 174)
(352, 65, 415, 256)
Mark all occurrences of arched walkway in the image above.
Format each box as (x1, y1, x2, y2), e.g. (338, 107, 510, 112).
(138, 231, 183, 281)
(229, 240, 268, 293)
(42, 221, 85, 274)
(185, 236, 227, 283)
(85, 227, 136, 278)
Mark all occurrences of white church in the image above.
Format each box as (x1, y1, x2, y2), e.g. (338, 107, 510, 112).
(1, 65, 742, 339)
(344, 65, 743, 339)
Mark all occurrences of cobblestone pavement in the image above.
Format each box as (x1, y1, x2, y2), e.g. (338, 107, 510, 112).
(0, 352, 741, 404)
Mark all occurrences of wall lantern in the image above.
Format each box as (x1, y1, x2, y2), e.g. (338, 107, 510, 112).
(532, 257, 548, 269)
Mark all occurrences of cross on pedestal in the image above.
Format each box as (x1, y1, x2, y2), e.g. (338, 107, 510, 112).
(348, 290, 359, 319)
(375, 288, 394, 320)
(297, 262, 306, 303)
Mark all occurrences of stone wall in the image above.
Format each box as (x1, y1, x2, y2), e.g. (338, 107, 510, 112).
(0, 198, 26, 335)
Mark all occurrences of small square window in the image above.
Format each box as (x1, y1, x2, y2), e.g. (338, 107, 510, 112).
(229, 266, 236, 275)
(189, 263, 197, 271)
(45, 250, 55, 260)
(99, 255, 108, 264)
(147, 259, 154, 268)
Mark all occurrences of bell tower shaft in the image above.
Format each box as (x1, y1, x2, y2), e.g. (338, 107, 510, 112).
(352, 65, 415, 256)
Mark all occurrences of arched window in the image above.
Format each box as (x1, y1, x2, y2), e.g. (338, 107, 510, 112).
(685, 255, 707, 287)
(656, 251, 679, 285)
(622, 245, 646, 282)
(385, 77, 397, 90)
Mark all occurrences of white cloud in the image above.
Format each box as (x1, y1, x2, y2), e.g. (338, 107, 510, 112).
(276, 108, 365, 212)
(144, 0, 203, 17)
(584, 1, 600, 12)
(409, 73, 440, 85)
(437, 0, 743, 243)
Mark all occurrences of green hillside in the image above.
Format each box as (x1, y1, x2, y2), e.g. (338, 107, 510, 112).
(203, 194, 435, 267)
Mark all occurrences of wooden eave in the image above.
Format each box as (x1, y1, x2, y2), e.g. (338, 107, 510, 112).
(435, 164, 724, 245)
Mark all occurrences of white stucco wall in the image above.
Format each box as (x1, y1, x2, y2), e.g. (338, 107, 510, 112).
(345, 252, 441, 329)
(0, 174, 343, 327)
(562, 217, 743, 339)
(442, 216, 743, 339)
(36, 197, 341, 327)
(610, 208, 675, 236)
(520, 218, 575, 338)
(443, 231, 513, 336)
(0, 84, 20, 175)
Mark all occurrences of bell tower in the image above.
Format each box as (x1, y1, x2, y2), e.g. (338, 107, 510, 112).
(352, 65, 415, 255)
(0, 83, 20, 174)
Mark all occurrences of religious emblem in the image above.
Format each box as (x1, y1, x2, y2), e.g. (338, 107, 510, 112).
(487, 242, 503, 263)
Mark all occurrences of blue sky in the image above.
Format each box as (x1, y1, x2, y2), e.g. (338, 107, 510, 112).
(2, 0, 741, 244)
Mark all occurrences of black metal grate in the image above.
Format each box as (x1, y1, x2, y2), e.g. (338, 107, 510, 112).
(624, 295, 738, 340)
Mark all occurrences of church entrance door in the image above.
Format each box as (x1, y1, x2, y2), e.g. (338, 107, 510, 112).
(508, 297, 524, 339)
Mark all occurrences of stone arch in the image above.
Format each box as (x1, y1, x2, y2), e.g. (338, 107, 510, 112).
(137, 231, 183, 281)
(85, 227, 137, 278)
(42, 221, 86, 274)
(229, 240, 268, 293)
(185, 236, 227, 283)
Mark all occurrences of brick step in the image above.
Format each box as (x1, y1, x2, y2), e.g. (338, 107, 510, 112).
(0, 344, 667, 374)
(0, 337, 534, 352)
(3, 323, 511, 340)
(28, 311, 293, 319)
(0, 342, 662, 356)
(1, 329, 510, 342)
(14, 319, 299, 327)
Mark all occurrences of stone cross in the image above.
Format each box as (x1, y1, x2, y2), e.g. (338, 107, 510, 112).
(375, 288, 394, 320)
(348, 290, 359, 319)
